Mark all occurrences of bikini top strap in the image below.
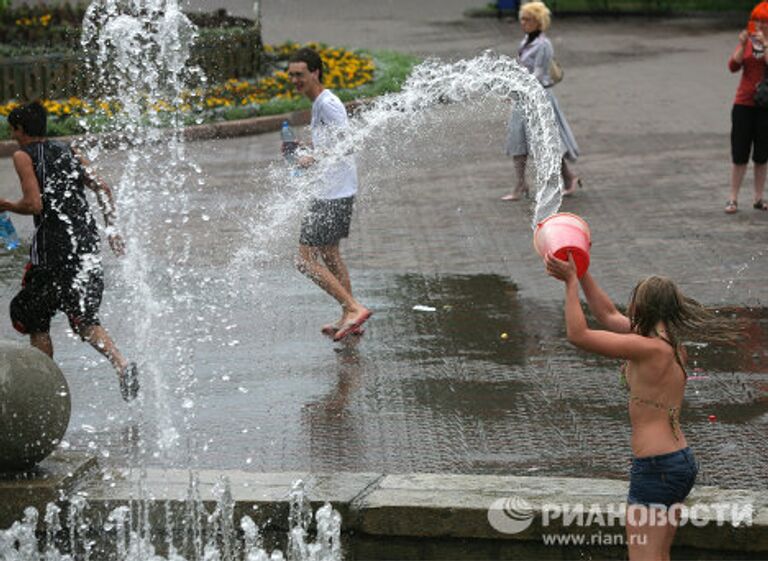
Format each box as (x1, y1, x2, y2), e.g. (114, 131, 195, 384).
(655, 331, 688, 380)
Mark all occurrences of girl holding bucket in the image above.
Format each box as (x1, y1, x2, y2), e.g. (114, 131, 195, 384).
(544, 253, 733, 560)
(502, 1, 581, 201)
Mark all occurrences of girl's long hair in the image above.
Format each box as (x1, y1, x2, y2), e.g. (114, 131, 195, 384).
(628, 276, 739, 351)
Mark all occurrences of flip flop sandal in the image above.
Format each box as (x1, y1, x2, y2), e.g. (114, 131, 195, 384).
(753, 199, 768, 211)
(322, 323, 365, 337)
(725, 200, 738, 214)
(333, 309, 373, 342)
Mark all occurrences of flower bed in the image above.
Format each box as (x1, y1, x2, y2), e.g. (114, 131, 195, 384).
(0, 44, 416, 139)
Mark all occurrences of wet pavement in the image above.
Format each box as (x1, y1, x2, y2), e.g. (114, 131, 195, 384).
(0, 5, 766, 491)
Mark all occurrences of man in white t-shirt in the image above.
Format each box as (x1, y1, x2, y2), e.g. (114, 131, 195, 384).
(288, 47, 371, 342)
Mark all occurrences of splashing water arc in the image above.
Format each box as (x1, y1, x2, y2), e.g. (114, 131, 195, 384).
(236, 52, 566, 273)
(378, 52, 564, 229)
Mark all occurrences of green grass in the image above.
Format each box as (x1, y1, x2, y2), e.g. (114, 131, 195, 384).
(0, 49, 420, 140)
(338, 50, 420, 100)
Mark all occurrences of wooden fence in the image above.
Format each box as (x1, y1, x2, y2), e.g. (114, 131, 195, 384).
(0, 27, 262, 102)
(0, 53, 84, 101)
(191, 29, 262, 85)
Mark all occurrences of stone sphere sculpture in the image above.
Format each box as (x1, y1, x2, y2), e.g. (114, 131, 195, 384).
(0, 340, 71, 472)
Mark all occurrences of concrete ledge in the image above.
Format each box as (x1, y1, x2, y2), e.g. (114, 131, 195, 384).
(3, 461, 765, 556)
(79, 468, 382, 531)
(352, 473, 767, 552)
(0, 111, 311, 158)
(0, 451, 97, 528)
(73, 469, 767, 555)
(0, 100, 369, 157)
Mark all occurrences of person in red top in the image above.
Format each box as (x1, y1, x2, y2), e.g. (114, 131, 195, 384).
(726, 2, 768, 213)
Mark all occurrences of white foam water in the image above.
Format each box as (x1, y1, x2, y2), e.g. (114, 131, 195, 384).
(0, 479, 342, 561)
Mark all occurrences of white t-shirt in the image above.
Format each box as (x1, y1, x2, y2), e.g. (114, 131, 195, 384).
(311, 89, 358, 199)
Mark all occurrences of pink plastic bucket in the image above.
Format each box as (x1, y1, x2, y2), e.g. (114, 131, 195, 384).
(533, 212, 592, 278)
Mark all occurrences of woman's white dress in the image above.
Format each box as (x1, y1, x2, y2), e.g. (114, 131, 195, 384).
(506, 32, 580, 161)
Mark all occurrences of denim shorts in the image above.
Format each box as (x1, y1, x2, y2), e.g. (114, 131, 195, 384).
(627, 447, 698, 509)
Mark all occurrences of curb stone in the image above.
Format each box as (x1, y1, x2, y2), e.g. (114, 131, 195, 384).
(0, 100, 368, 157)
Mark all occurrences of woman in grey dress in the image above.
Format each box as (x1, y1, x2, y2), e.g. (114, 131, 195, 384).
(502, 1, 582, 201)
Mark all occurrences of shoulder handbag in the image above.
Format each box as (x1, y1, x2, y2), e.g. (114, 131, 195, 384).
(549, 57, 564, 85)
(755, 69, 768, 107)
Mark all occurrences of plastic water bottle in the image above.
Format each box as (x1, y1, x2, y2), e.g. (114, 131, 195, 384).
(280, 120, 298, 165)
(752, 35, 765, 59)
(0, 211, 20, 250)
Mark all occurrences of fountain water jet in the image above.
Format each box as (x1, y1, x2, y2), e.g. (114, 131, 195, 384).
(80, 0, 204, 458)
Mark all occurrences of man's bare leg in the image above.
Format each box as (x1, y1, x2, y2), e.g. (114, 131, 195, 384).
(79, 324, 129, 374)
(321, 244, 353, 324)
(297, 245, 365, 314)
(321, 243, 373, 335)
(30, 332, 53, 357)
(79, 324, 139, 401)
(321, 245, 352, 293)
(297, 244, 370, 332)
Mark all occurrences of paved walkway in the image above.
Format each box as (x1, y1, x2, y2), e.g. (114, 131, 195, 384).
(0, 6, 765, 491)
(215, 5, 762, 304)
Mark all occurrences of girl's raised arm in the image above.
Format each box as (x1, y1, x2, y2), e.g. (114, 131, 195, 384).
(547, 253, 657, 361)
(579, 272, 632, 333)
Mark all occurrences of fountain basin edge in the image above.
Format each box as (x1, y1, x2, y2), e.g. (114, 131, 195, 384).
(1, 453, 765, 557)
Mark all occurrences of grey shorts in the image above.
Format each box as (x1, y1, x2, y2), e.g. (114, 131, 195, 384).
(299, 196, 354, 247)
